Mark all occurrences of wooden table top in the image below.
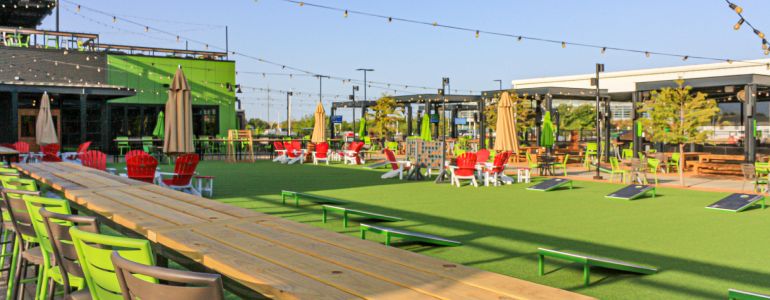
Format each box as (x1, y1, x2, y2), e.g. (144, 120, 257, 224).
(0, 146, 18, 155)
(13, 162, 592, 300)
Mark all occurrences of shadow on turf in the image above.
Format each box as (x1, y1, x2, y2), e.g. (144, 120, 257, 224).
(204, 161, 761, 297)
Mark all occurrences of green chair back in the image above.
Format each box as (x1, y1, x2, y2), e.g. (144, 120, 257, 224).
(141, 136, 154, 152)
(1, 178, 40, 242)
(585, 143, 598, 154)
(609, 157, 621, 170)
(24, 196, 71, 270)
(70, 228, 156, 300)
(116, 136, 129, 146)
(387, 142, 398, 151)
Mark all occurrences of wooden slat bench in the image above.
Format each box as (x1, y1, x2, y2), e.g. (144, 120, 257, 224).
(696, 154, 744, 175)
(280, 190, 347, 207)
(360, 223, 462, 247)
(321, 205, 403, 227)
(538, 248, 658, 286)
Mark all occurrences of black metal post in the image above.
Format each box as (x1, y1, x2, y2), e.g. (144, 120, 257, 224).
(80, 94, 87, 143)
(745, 84, 757, 162)
(407, 105, 413, 136)
(594, 63, 604, 179)
(330, 107, 336, 139)
(478, 99, 486, 149)
(286, 92, 292, 136)
(632, 91, 640, 157)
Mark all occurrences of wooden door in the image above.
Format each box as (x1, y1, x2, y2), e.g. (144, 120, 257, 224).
(18, 108, 61, 152)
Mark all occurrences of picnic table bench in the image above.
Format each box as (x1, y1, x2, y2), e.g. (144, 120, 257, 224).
(538, 248, 658, 286)
(696, 154, 744, 175)
(322, 205, 403, 227)
(360, 223, 462, 247)
(280, 190, 348, 207)
(14, 162, 593, 300)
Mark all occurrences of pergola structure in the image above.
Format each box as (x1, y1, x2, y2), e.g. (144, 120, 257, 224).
(329, 94, 482, 140)
(633, 74, 770, 162)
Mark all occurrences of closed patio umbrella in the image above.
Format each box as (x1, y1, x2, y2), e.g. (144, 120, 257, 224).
(358, 114, 367, 139)
(36, 92, 58, 146)
(163, 67, 195, 154)
(420, 113, 432, 141)
(493, 92, 518, 153)
(153, 111, 165, 139)
(311, 102, 326, 143)
(540, 111, 555, 149)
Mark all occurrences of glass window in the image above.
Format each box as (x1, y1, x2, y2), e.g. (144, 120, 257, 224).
(193, 106, 218, 137)
(757, 101, 769, 126)
(717, 102, 742, 126)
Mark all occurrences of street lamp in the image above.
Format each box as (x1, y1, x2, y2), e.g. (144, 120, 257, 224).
(286, 91, 293, 136)
(352, 85, 359, 136)
(493, 79, 502, 90)
(356, 68, 374, 102)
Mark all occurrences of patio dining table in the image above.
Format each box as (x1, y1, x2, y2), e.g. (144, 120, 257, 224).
(13, 162, 591, 300)
(0, 146, 19, 164)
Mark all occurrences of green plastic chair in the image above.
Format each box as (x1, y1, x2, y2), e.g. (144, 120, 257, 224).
(141, 136, 154, 154)
(18, 35, 30, 48)
(584, 143, 598, 169)
(667, 153, 681, 173)
(647, 158, 661, 186)
(116, 136, 131, 156)
(1, 178, 40, 300)
(70, 227, 156, 300)
(386, 142, 399, 152)
(198, 136, 211, 155)
(526, 152, 539, 174)
(24, 195, 75, 299)
(755, 162, 770, 177)
(622, 149, 633, 160)
(553, 154, 570, 176)
(609, 157, 629, 183)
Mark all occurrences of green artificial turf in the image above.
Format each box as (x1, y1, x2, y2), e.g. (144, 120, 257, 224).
(178, 161, 770, 299)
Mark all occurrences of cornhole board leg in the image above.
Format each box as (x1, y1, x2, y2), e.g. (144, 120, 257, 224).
(728, 288, 770, 300)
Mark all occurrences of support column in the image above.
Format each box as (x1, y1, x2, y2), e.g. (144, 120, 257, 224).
(745, 84, 757, 163)
(330, 107, 336, 139)
(478, 100, 486, 149)
(80, 94, 87, 143)
(432, 103, 439, 139)
(450, 107, 458, 138)
(535, 100, 543, 148)
(406, 105, 413, 136)
(604, 96, 612, 161)
(632, 92, 640, 157)
(101, 102, 110, 152)
(10, 91, 18, 142)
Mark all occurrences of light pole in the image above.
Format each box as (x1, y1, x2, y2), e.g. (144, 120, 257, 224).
(591, 63, 605, 180)
(286, 91, 293, 136)
(356, 69, 374, 102)
(351, 85, 359, 136)
(494, 79, 502, 91)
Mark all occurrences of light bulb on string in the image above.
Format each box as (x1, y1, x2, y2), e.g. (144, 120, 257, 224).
(755, 29, 766, 39)
(601, 47, 606, 54)
(176, 36, 180, 42)
(344, 10, 348, 17)
(682, 56, 689, 61)
(76, 5, 80, 12)
(729, 2, 743, 14)
(645, 51, 650, 58)
(475, 30, 479, 38)
(112, 16, 117, 23)
(388, 17, 392, 22)
(145, 26, 149, 32)
(299, 1, 304, 6)
(734, 18, 744, 30)
(561, 41, 566, 48)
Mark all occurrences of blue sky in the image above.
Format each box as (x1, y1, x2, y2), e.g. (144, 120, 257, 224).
(40, 0, 770, 121)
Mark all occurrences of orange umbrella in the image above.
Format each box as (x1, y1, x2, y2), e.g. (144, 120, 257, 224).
(493, 92, 519, 153)
(311, 102, 326, 143)
(36, 92, 58, 146)
(163, 67, 195, 154)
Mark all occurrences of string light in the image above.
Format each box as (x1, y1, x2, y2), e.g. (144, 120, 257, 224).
(755, 29, 765, 39)
(343, 10, 348, 17)
(561, 41, 566, 48)
(112, 16, 117, 23)
(601, 47, 606, 54)
(682, 56, 689, 61)
(475, 30, 479, 38)
(645, 51, 650, 58)
(734, 18, 744, 30)
(76, 4, 80, 12)
(728, 2, 742, 14)
(145, 26, 149, 32)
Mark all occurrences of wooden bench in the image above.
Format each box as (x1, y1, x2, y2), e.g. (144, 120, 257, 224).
(538, 248, 657, 286)
(360, 223, 462, 247)
(729, 289, 770, 300)
(696, 154, 744, 175)
(322, 205, 403, 227)
(280, 190, 347, 207)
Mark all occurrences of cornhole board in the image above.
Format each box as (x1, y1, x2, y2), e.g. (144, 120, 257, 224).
(526, 178, 573, 191)
(322, 205, 403, 227)
(360, 223, 461, 247)
(605, 185, 656, 200)
(280, 190, 347, 207)
(729, 289, 770, 300)
(537, 248, 658, 286)
(364, 160, 389, 169)
(706, 193, 765, 212)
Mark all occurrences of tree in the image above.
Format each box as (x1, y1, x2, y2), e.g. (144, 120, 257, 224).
(370, 95, 399, 141)
(639, 79, 719, 186)
(557, 104, 596, 131)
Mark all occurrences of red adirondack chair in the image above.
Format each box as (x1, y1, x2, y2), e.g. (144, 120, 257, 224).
(11, 141, 30, 163)
(312, 142, 329, 165)
(450, 152, 478, 187)
(125, 150, 149, 162)
(125, 154, 158, 184)
(344, 142, 365, 165)
(157, 154, 200, 195)
(81, 150, 108, 171)
(62, 141, 92, 162)
(483, 151, 513, 186)
(381, 149, 411, 180)
(272, 141, 287, 162)
(40, 144, 62, 162)
(286, 140, 305, 164)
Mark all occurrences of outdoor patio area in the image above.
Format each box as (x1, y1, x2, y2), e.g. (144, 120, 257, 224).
(95, 160, 768, 299)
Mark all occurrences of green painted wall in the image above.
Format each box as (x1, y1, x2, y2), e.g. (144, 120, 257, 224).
(105, 54, 237, 135)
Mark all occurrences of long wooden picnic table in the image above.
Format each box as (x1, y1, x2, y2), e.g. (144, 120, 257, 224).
(12, 162, 593, 300)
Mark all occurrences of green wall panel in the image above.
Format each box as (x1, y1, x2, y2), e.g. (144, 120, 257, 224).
(106, 54, 237, 134)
